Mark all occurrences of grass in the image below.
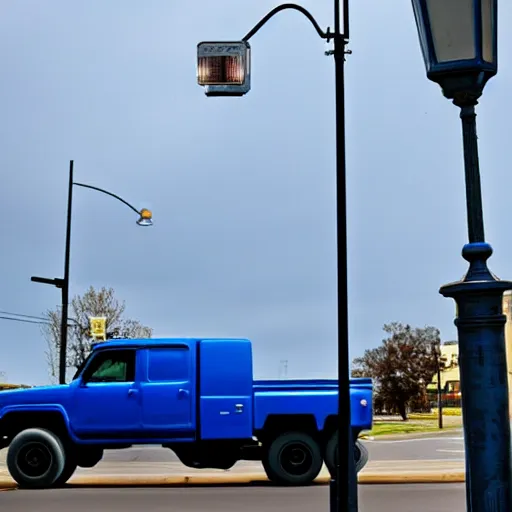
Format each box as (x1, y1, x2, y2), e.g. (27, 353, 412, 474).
(363, 421, 460, 437)
(408, 407, 462, 420)
(361, 408, 463, 437)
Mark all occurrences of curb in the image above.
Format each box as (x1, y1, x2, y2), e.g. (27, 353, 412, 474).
(358, 472, 465, 484)
(0, 471, 466, 489)
(359, 428, 463, 441)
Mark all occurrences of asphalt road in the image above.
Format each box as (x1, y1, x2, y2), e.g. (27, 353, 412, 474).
(0, 433, 466, 482)
(363, 432, 464, 461)
(99, 433, 466, 464)
(0, 484, 466, 512)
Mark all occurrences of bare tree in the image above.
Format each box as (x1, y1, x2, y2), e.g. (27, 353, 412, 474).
(41, 286, 152, 381)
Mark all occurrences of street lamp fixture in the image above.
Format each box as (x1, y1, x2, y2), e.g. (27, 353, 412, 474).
(197, 41, 251, 97)
(411, 0, 496, 104)
(411, 1, 512, 510)
(31, 160, 153, 387)
(137, 208, 153, 227)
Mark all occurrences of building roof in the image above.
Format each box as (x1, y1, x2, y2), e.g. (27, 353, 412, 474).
(0, 383, 31, 390)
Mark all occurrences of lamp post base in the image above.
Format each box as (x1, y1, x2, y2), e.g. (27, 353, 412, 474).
(440, 242, 512, 512)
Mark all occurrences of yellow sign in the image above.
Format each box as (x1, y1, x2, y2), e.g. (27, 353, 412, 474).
(89, 317, 107, 341)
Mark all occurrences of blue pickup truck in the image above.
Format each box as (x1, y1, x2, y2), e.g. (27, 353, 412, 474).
(0, 338, 373, 488)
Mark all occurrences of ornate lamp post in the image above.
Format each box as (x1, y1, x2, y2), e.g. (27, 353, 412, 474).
(411, 0, 512, 509)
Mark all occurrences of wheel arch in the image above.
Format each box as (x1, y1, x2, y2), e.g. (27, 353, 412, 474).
(257, 414, 319, 443)
(0, 406, 73, 443)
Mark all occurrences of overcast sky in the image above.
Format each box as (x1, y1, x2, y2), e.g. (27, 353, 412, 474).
(2, 1, 512, 386)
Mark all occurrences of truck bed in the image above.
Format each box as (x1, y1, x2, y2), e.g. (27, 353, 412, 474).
(252, 377, 373, 432)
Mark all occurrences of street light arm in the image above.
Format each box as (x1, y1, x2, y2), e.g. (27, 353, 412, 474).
(242, 3, 330, 42)
(73, 182, 142, 216)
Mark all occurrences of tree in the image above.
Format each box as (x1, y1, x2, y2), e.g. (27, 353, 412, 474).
(42, 286, 153, 382)
(351, 322, 440, 420)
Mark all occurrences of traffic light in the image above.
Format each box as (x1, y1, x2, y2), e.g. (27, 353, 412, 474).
(197, 41, 251, 97)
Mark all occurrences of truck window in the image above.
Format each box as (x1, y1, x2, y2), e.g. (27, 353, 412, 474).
(147, 347, 189, 382)
(72, 353, 92, 381)
(82, 350, 136, 383)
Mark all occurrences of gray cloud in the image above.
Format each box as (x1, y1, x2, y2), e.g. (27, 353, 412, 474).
(1, 0, 512, 385)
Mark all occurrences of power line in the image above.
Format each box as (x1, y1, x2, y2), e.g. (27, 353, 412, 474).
(0, 310, 47, 321)
(0, 315, 50, 326)
(0, 310, 80, 327)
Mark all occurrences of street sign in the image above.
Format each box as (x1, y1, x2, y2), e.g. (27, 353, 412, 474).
(197, 41, 251, 96)
(89, 316, 107, 341)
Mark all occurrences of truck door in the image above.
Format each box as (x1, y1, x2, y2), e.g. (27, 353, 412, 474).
(71, 348, 141, 437)
(139, 345, 195, 438)
(199, 339, 254, 440)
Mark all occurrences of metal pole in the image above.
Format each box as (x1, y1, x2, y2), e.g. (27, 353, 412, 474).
(436, 346, 443, 430)
(440, 103, 512, 512)
(59, 159, 73, 385)
(460, 106, 485, 244)
(332, 0, 357, 510)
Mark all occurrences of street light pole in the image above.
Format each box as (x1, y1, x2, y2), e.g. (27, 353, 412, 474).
(433, 342, 443, 430)
(332, 0, 357, 511)
(31, 160, 153, 385)
(410, 0, 512, 507)
(60, 159, 74, 385)
(439, 97, 512, 510)
(197, 2, 356, 511)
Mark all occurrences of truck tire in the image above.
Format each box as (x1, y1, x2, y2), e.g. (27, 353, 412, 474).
(324, 432, 369, 477)
(262, 431, 323, 486)
(52, 456, 78, 487)
(52, 446, 101, 486)
(7, 428, 65, 489)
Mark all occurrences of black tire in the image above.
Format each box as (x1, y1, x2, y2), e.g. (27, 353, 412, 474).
(52, 456, 77, 487)
(262, 432, 323, 486)
(324, 432, 369, 477)
(7, 428, 65, 489)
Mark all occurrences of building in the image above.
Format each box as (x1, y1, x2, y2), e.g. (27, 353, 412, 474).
(0, 383, 31, 391)
(428, 341, 461, 405)
(435, 292, 512, 415)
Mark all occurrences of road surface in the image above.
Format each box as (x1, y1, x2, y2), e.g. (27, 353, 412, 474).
(0, 484, 466, 511)
(363, 432, 464, 461)
(0, 432, 467, 481)
(98, 433, 465, 463)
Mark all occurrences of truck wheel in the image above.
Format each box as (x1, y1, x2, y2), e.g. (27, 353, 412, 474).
(324, 433, 369, 476)
(7, 428, 65, 489)
(263, 432, 323, 486)
(52, 456, 78, 487)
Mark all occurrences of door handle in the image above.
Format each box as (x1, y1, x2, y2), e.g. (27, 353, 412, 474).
(128, 389, 139, 397)
(235, 404, 244, 414)
(178, 389, 189, 399)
